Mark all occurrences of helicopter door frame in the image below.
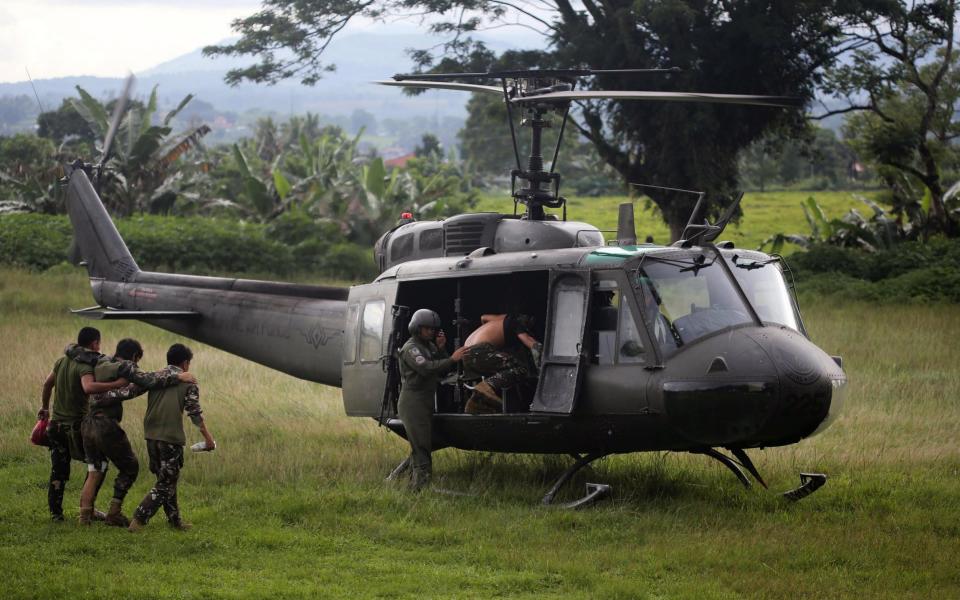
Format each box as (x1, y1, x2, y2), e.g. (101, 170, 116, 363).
(530, 268, 592, 414)
(342, 280, 399, 417)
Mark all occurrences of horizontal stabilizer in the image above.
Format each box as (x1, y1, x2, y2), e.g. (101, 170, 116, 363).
(70, 305, 201, 320)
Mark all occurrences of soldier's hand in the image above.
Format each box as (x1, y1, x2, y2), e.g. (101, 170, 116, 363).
(36, 407, 48, 420)
(451, 346, 468, 362)
(111, 378, 129, 389)
(178, 372, 198, 384)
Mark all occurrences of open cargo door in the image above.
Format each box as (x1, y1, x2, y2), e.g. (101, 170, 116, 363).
(342, 280, 399, 416)
(530, 269, 591, 414)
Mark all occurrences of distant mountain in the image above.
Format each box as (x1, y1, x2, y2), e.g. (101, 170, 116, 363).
(0, 31, 523, 120)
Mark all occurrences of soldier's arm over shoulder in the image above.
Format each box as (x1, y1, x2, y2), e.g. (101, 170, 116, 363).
(118, 362, 182, 390)
(90, 383, 145, 409)
(184, 383, 203, 426)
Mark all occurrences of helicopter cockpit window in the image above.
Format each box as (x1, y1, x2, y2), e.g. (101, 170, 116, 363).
(637, 256, 753, 348)
(360, 300, 386, 363)
(728, 255, 801, 331)
(591, 280, 646, 365)
(343, 303, 360, 364)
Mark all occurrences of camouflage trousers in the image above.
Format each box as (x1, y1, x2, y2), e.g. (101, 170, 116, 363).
(462, 342, 530, 392)
(81, 414, 139, 502)
(133, 440, 184, 525)
(46, 421, 75, 517)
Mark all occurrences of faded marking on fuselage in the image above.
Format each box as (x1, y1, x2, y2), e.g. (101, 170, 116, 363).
(128, 287, 157, 300)
(300, 325, 341, 349)
(228, 317, 293, 340)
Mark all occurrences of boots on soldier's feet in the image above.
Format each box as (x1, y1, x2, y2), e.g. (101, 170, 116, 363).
(78, 507, 93, 526)
(465, 393, 499, 414)
(92, 509, 107, 522)
(104, 499, 130, 527)
(473, 381, 503, 410)
(127, 518, 146, 532)
(409, 469, 431, 492)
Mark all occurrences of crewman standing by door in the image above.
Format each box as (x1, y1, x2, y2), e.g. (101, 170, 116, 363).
(397, 309, 466, 491)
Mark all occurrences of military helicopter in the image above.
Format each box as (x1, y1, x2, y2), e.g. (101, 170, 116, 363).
(65, 69, 847, 507)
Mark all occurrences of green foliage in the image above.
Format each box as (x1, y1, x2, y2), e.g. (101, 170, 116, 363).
(788, 237, 960, 303)
(761, 195, 907, 253)
(823, 2, 960, 235)
(0, 133, 62, 214)
(36, 98, 96, 143)
(70, 84, 206, 217)
(205, 0, 847, 240)
(0, 212, 377, 279)
(0, 214, 73, 270)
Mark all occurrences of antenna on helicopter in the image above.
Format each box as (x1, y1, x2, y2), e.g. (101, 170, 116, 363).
(376, 69, 801, 222)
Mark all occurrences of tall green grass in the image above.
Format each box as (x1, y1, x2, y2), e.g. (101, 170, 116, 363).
(0, 268, 958, 599)
(476, 190, 883, 250)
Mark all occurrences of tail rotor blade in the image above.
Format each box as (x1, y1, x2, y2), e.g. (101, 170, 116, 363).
(100, 74, 135, 165)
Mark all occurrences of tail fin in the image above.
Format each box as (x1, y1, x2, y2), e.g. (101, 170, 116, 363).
(66, 170, 139, 281)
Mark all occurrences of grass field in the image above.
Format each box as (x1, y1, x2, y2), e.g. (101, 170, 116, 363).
(476, 190, 883, 251)
(1, 268, 958, 599)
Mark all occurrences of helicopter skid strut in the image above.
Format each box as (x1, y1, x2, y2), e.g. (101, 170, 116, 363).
(695, 448, 827, 501)
(542, 452, 611, 509)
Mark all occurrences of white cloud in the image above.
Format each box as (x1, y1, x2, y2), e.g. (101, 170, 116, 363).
(0, 0, 261, 83)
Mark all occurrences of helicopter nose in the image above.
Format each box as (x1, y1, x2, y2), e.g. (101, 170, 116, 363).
(658, 326, 846, 448)
(744, 327, 847, 443)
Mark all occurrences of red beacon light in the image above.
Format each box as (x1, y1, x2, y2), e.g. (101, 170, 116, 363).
(400, 212, 413, 219)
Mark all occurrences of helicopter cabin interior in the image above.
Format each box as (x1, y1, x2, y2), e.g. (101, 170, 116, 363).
(340, 266, 621, 417)
(397, 271, 549, 414)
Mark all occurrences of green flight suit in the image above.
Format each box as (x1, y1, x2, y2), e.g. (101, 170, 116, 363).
(397, 335, 453, 486)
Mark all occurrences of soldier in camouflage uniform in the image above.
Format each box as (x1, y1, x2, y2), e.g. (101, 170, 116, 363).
(129, 343, 215, 531)
(461, 314, 543, 414)
(37, 327, 126, 522)
(397, 309, 466, 491)
(74, 338, 196, 527)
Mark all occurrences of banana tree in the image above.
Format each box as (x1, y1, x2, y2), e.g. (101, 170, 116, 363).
(70, 85, 208, 215)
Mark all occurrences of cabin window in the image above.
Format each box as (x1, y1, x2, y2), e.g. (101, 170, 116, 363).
(549, 277, 587, 357)
(343, 303, 360, 364)
(419, 228, 443, 251)
(391, 233, 414, 261)
(360, 300, 385, 363)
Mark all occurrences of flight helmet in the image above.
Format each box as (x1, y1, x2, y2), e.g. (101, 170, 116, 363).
(408, 309, 442, 337)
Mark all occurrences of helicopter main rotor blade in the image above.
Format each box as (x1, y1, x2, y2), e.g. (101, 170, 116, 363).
(374, 80, 503, 95)
(511, 90, 803, 108)
(99, 74, 135, 165)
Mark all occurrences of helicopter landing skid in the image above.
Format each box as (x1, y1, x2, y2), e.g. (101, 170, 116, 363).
(696, 448, 827, 501)
(385, 457, 411, 481)
(782, 473, 827, 502)
(542, 452, 611, 509)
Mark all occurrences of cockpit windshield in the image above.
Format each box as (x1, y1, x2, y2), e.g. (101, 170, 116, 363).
(728, 254, 801, 331)
(635, 254, 754, 350)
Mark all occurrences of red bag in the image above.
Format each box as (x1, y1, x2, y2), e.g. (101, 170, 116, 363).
(30, 418, 49, 447)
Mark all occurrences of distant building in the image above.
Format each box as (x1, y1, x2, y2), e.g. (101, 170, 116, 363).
(385, 153, 416, 168)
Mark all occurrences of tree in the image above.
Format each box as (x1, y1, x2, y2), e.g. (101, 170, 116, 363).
(70, 85, 208, 216)
(414, 133, 442, 158)
(819, 0, 960, 236)
(205, 0, 845, 240)
(36, 99, 97, 144)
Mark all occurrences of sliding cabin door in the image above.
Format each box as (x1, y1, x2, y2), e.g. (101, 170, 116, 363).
(530, 269, 591, 414)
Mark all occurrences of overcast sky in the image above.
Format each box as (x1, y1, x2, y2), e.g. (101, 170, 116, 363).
(0, 0, 265, 83)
